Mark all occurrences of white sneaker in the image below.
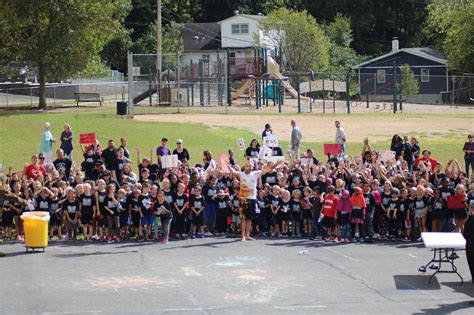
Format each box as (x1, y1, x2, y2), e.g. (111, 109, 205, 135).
(417, 237, 422, 242)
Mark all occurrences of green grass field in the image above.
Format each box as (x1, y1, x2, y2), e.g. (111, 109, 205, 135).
(0, 107, 470, 172)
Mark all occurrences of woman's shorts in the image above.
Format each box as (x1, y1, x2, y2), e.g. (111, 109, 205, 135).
(415, 208, 425, 218)
(453, 208, 468, 220)
(2, 210, 13, 227)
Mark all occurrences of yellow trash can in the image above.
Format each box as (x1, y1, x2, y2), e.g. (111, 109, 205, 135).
(21, 211, 50, 252)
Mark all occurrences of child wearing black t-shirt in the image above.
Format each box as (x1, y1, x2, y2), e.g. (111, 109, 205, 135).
(118, 189, 129, 239)
(280, 190, 291, 236)
(95, 180, 107, 241)
(270, 186, 282, 237)
(104, 184, 120, 243)
(139, 183, 153, 240)
(173, 183, 189, 239)
(215, 189, 230, 234)
(387, 188, 400, 239)
(79, 184, 96, 241)
(302, 187, 313, 238)
(129, 189, 142, 239)
(62, 189, 80, 241)
(155, 191, 173, 243)
(290, 190, 303, 237)
(190, 186, 205, 238)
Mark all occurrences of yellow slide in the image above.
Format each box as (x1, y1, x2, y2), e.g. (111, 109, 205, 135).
(232, 79, 253, 100)
(267, 56, 309, 100)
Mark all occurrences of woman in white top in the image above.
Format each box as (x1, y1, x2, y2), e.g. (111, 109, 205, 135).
(40, 122, 55, 165)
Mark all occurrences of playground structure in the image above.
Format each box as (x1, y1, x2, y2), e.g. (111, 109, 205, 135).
(126, 49, 353, 115)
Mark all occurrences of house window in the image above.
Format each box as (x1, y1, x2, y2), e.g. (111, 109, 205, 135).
(231, 23, 249, 34)
(377, 69, 386, 83)
(421, 68, 429, 82)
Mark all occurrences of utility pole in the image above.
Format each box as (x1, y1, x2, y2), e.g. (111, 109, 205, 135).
(157, 0, 162, 73)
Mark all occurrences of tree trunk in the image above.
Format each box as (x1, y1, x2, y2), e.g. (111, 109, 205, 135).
(38, 63, 47, 109)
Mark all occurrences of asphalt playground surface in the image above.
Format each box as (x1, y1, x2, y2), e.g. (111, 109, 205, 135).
(1, 237, 473, 314)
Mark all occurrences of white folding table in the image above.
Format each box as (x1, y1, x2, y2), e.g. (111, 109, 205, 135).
(419, 232, 466, 283)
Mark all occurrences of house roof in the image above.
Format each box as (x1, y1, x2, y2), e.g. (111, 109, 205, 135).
(353, 47, 447, 69)
(217, 14, 265, 24)
(181, 23, 221, 52)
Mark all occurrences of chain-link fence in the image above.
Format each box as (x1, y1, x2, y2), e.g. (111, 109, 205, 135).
(127, 52, 229, 115)
(0, 81, 128, 107)
(357, 71, 474, 105)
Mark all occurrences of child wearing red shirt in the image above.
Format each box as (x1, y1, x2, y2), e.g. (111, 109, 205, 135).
(321, 186, 339, 242)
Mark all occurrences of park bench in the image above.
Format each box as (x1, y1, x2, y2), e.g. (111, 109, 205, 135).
(74, 92, 103, 106)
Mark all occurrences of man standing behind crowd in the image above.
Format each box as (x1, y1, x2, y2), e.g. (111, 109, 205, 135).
(101, 140, 118, 178)
(335, 120, 346, 159)
(156, 137, 171, 163)
(262, 123, 272, 140)
(290, 120, 302, 158)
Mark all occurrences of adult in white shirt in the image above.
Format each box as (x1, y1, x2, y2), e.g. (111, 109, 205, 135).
(335, 120, 346, 159)
(229, 162, 261, 241)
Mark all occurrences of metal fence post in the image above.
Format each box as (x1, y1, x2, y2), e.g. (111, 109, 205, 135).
(177, 51, 181, 113)
(392, 62, 397, 114)
(346, 71, 350, 114)
(297, 73, 301, 113)
(6, 89, 9, 107)
(127, 52, 134, 116)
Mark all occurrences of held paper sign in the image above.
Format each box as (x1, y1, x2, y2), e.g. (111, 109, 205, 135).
(79, 133, 96, 144)
(258, 147, 273, 159)
(161, 154, 179, 168)
(324, 144, 342, 156)
(220, 153, 230, 173)
(300, 158, 313, 167)
(378, 150, 396, 162)
(264, 156, 285, 164)
(237, 138, 245, 151)
(263, 135, 279, 147)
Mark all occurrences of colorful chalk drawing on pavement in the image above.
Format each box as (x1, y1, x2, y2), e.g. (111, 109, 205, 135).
(74, 276, 182, 292)
(209, 255, 267, 268)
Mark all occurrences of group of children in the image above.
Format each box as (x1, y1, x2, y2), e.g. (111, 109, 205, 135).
(1, 130, 473, 245)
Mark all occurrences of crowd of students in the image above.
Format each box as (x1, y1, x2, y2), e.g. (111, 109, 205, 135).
(0, 121, 473, 247)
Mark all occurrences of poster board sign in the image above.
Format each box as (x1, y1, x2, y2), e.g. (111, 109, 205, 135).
(378, 150, 396, 162)
(237, 138, 245, 151)
(79, 133, 96, 144)
(161, 154, 179, 168)
(258, 147, 273, 159)
(263, 156, 285, 164)
(300, 158, 313, 167)
(263, 135, 279, 148)
(220, 153, 230, 173)
(324, 144, 342, 156)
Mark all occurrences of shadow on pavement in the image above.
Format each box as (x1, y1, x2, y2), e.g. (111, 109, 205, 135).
(393, 274, 441, 290)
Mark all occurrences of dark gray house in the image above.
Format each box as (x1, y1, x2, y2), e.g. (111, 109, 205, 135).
(353, 39, 448, 103)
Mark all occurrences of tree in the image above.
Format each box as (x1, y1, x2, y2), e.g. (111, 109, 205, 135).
(399, 64, 419, 100)
(132, 21, 184, 69)
(324, 14, 364, 74)
(101, 29, 133, 73)
(259, 8, 330, 72)
(0, 0, 131, 109)
(294, 0, 430, 57)
(426, 0, 474, 72)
